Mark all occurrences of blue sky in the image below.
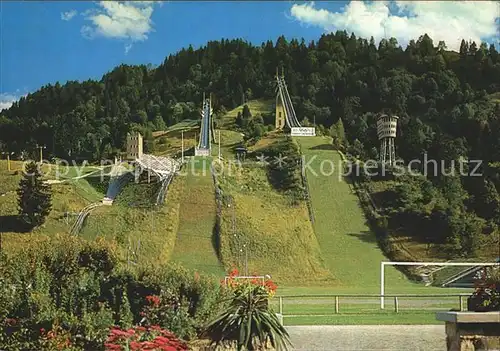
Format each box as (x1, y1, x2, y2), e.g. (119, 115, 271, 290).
(1, 1, 499, 110)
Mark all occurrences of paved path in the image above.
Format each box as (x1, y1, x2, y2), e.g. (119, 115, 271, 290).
(286, 325, 445, 350)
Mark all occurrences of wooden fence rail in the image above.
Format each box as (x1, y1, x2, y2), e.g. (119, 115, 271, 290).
(274, 293, 472, 316)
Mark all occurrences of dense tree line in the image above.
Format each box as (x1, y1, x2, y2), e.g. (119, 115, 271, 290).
(1, 32, 499, 256)
(1, 32, 498, 163)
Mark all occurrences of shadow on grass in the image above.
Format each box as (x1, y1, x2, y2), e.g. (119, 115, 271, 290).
(0, 215, 30, 233)
(342, 173, 354, 186)
(309, 144, 335, 150)
(85, 175, 110, 195)
(212, 219, 222, 263)
(171, 147, 195, 159)
(347, 231, 378, 244)
(227, 142, 245, 152)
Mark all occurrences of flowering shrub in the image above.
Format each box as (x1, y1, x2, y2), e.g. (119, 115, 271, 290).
(469, 267, 500, 311)
(0, 237, 223, 349)
(222, 268, 278, 298)
(140, 291, 196, 339)
(104, 325, 188, 351)
(40, 323, 79, 351)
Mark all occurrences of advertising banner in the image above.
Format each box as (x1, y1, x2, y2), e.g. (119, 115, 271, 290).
(291, 127, 316, 136)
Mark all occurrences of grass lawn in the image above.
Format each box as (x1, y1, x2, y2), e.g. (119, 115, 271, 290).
(272, 294, 466, 325)
(216, 160, 331, 283)
(70, 177, 107, 203)
(170, 157, 224, 276)
(276, 284, 471, 295)
(1, 180, 99, 253)
(208, 130, 331, 283)
(211, 129, 245, 159)
(294, 136, 426, 291)
(166, 119, 200, 132)
(81, 176, 181, 266)
(154, 127, 198, 158)
(43, 164, 103, 180)
(0, 160, 23, 194)
(220, 99, 273, 128)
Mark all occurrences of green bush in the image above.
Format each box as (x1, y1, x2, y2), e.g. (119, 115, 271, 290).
(0, 235, 226, 350)
(260, 136, 304, 200)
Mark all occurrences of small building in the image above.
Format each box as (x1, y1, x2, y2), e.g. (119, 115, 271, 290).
(126, 132, 143, 160)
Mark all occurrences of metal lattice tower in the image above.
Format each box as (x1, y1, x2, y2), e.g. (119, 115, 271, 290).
(377, 114, 398, 166)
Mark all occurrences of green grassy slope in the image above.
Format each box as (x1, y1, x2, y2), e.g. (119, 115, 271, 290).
(220, 99, 274, 128)
(1, 161, 103, 254)
(216, 157, 332, 283)
(295, 136, 416, 291)
(81, 176, 181, 266)
(170, 157, 224, 275)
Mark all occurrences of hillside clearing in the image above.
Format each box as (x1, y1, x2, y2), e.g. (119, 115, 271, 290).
(220, 99, 273, 128)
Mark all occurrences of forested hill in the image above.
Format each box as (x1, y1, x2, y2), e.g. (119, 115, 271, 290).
(0, 32, 499, 163)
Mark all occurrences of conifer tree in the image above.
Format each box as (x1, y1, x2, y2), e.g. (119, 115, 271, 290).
(235, 111, 243, 128)
(17, 161, 52, 229)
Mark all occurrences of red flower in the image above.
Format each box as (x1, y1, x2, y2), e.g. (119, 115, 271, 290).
(159, 346, 178, 351)
(140, 340, 158, 349)
(110, 328, 132, 337)
(104, 343, 122, 351)
(106, 325, 188, 350)
(40, 328, 45, 334)
(146, 295, 161, 307)
(153, 336, 172, 344)
(130, 341, 142, 350)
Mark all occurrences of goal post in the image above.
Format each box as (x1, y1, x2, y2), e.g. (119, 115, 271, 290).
(380, 261, 499, 309)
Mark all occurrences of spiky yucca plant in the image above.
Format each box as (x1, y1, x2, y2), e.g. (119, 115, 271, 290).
(205, 285, 291, 350)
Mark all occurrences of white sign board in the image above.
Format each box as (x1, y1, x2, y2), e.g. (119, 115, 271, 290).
(291, 127, 316, 136)
(195, 148, 210, 156)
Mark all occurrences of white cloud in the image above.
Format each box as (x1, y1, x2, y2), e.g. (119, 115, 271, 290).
(81, 1, 162, 53)
(125, 43, 133, 55)
(290, 1, 499, 51)
(61, 10, 77, 21)
(0, 93, 23, 112)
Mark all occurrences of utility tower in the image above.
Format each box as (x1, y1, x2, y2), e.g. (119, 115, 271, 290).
(377, 114, 398, 166)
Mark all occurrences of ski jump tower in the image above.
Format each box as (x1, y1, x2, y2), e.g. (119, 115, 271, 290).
(195, 93, 213, 156)
(275, 68, 315, 136)
(377, 114, 398, 166)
